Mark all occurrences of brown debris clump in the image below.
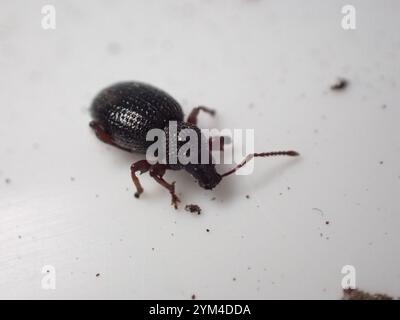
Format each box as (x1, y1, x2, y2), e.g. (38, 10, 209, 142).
(342, 288, 394, 300)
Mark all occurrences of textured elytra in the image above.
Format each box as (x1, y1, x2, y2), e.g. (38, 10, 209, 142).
(90, 82, 184, 153)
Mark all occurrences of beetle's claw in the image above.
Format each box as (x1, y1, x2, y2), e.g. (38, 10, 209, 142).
(171, 195, 181, 209)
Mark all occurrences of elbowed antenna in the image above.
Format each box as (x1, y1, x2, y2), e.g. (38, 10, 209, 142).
(220, 150, 300, 178)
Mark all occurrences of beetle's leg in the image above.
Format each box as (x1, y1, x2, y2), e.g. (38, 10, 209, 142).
(149, 164, 181, 209)
(90, 121, 131, 152)
(187, 106, 216, 125)
(130, 160, 152, 198)
(220, 151, 300, 177)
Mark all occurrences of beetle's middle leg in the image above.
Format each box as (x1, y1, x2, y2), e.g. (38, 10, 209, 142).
(187, 106, 216, 125)
(149, 164, 181, 209)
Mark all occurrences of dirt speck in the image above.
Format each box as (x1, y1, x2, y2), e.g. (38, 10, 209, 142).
(342, 288, 394, 300)
(191, 294, 196, 300)
(211, 197, 216, 201)
(70, 177, 75, 182)
(185, 204, 202, 215)
(206, 228, 210, 233)
(325, 221, 330, 225)
(330, 78, 348, 91)
(5, 178, 11, 184)
(245, 195, 250, 199)
(96, 273, 100, 278)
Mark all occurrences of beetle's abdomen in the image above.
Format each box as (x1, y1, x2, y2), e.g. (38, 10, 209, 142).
(90, 82, 184, 153)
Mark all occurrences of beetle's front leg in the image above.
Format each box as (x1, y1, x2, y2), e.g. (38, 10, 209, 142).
(90, 121, 132, 152)
(130, 160, 152, 198)
(149, 164, 181, 209)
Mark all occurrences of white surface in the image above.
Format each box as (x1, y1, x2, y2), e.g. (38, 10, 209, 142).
(0, 0, 399, 299)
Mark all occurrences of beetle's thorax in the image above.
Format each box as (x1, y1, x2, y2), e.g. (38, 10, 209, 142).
(162, 121, 221, 189)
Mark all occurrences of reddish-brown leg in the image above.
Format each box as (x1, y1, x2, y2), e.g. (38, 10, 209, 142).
(90, 121, 131, 152)
(220, 151, 299, 177)
(149, 164, 181, 209)
(187, 106, 216, 125)
(130, 160, 152, 198)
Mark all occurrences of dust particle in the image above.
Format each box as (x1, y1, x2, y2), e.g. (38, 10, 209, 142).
(191, 294, 196, 300)
(185, 204, 202, 215)
(245, 195, 250, 199)
(206, 229, 210, 232)
(5, 178, 11, 184)
(96, 273, 100, 278)
(330, 78, 348, 91)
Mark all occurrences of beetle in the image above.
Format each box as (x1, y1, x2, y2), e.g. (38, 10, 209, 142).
(89, 81, 299, 208)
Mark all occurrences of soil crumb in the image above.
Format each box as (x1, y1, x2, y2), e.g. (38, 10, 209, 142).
(185, 204, 202, 215)
(342, 288, 394, 300)
(331, 78, 348, 91)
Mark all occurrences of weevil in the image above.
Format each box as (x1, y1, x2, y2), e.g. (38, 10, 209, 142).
(89, 82, 299, 208)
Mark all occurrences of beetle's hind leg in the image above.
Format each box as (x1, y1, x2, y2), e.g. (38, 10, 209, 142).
(149, 164, 181, 209)
(90, 121, 131, 152)
(187, 106, 216, 125)
(130, 160, 152, 198)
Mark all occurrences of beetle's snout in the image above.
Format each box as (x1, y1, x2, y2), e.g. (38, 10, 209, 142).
(185, 164, 222, 190)
(198, 173, 222, 190)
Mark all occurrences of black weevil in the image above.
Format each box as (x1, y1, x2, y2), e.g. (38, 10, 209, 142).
(89, 82, 299, 208)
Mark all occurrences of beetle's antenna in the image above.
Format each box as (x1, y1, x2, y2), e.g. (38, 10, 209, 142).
(220, 151, 299, 177)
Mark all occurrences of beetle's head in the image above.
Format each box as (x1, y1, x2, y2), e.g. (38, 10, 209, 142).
(184, 163, 222, 190)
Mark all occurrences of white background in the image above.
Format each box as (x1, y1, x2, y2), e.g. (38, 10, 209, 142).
(0, 0, 399, 299)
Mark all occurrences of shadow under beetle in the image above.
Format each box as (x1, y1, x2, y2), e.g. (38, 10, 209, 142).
(89, 82, 299, 208)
